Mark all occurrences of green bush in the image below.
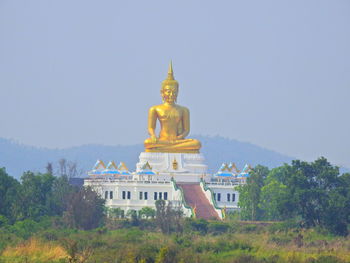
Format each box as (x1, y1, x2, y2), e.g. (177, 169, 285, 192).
(172, 234, 192, 248)
(240, 224, 258, 233)
(207, 221, 230, 235)
(184, 218, 208, 234)
(268, 219, 301, 234)
(0, 216, 8, 227)
(269, 234, 294, 245)
(314, 255, 344, 263)
(8, 219, 42, 239)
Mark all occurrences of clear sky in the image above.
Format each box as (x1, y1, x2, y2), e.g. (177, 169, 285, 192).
(1, 0, 349, 168)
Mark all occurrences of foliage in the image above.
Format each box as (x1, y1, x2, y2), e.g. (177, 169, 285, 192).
(108, 207, 125, 219)
(47, 175, 75, 216)
(1, 238, 67, 263)
(238, 158, 350, 235)
(0, 168, 21, 223)
(259, 179, 288, 220)
(60, 238, 93, 263)
(237, 165, 268, 220)
(126, 209, 139, 226)
(63, 186, 105, 230)
(19, 171, 56, 220)
(207, 221, 230, 235)
(184, 218, 208, 234)
(1, 220, 350, 263)
(1, 157, 350, 262)
(155, 200, 184, 234)
(139, 206, 156, 219)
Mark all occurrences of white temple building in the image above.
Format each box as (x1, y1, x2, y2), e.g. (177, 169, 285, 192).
(84, 152, 251, 219)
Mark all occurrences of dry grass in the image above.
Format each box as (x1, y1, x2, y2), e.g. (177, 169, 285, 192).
(2, 227, 350, 263)
(232, 230, 350, 262)
(1, 238, 67, 262)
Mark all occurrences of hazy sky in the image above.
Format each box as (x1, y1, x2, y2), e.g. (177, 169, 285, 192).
(1, 0, 349, 168)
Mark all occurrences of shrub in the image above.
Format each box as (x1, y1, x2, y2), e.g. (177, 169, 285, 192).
(241, 224, 258, 233)
(268, 219, 301, 234)
(230, 254, 262, 263)
(269, 234, 294, 245)
(207, 221, 230, 235)
(185, 218, 208, 234)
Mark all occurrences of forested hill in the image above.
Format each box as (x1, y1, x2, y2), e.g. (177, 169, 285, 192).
(0, 136, 295, 179)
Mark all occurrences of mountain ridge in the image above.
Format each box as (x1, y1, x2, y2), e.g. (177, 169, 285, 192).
(4, 136, 347, 179)
(0, 135, 299, 179)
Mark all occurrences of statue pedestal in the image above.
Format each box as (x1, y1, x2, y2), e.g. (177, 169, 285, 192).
(136, 152, 208, 182)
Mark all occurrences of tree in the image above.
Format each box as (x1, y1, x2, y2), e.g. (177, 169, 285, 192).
(58, 159, 67, 177)
(320, 172, 350, 235)
(109, 207, 125, 219)
(155, 200, 170, 234)
(17, 171, 56, 220)
(139, 207, 156, 219)
(46, 162, 53, 175)
(63, 186, 105, 230)
(285, 158, 340, 228)
(259, 179, 288, 220)
(58, 159, 82, 178)
(271, 158, 350, 235)
(263, 164, 298, 220)
(155, 200, 183, 234)
(0, 168, 20, 222)
(126, 209, 139, 226)
(237, 165, 268, 220)
(47, 174, 75, 216)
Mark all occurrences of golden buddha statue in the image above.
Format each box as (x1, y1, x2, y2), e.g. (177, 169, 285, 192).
(144, 62, 201, 153)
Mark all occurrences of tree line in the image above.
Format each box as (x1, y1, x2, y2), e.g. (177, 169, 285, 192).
(0, 167, 105, 230)
(1, 157, 350, 236)
(0, 161, 184, 235)
(238, 157, 350, 235)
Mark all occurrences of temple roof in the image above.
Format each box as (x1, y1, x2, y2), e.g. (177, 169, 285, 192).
(93, 160, 106, 170)
(117, 162, 129, 171)
(215, 162, 251, 178)
(106, 161, 118, 170)
(138, 161, 155, 175)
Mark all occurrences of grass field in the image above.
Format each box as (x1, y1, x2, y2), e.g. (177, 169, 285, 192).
(1, 218, 350, 263)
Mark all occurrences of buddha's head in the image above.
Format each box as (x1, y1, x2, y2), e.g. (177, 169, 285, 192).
(161, 62, 179, 104)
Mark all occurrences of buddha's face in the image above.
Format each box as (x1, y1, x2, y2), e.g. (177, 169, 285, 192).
(161, 85, 178, 104)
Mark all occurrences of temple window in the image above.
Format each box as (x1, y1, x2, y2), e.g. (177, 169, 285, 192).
(164, 192, 168, 200)
(127, 191, 131, 199)
(122, 191, 126, 200)
(217, 193, 221, 202)
(144, 192, 148, 200)
(154, 192, 158, 200)
(110, 191, 113, 199)
(159, 192, 163, 200)
(139, 191, 143, 200)
(105, 191, 108, 199)
(227, 193, 230, 202)
(232, 194, 236, 202)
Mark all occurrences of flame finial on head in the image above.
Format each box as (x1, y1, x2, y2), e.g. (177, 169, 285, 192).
(162, 60, 179, 88)
(167, 61, 174, 80)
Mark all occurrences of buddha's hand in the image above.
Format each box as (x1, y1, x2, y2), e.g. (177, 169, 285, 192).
(150, 135, 158, 143)
(177, 135, 185, 140)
